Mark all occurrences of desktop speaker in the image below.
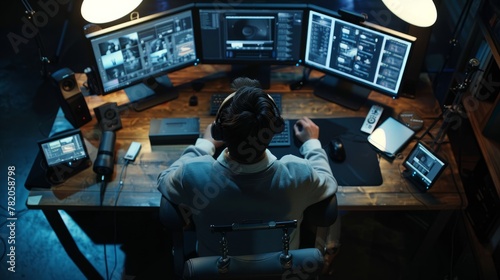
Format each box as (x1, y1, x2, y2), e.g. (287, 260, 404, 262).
(52, 67, 81, 100)
(93, 102, 122, 131)
(51, 68, 92, 128)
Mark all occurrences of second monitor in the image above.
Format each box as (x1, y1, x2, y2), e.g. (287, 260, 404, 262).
(195, 3, 306, 88)
(304, 6, 416, 110)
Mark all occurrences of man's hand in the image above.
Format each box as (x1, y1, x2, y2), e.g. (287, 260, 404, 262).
(294, 117, 319, 143)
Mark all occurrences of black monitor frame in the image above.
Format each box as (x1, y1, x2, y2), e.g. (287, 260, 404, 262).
(304, 5, 416, 110)
(193, 3, 307, 88)
(85, 4, 198, 110)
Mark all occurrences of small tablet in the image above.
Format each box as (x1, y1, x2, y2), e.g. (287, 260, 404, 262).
(38, 129, 92, 183)
(402, 142, 448, 192)
(368, 117, 415, 158)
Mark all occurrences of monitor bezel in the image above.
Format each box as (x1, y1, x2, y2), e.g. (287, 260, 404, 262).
(304, 4, 417, 99)
(85, 4, 199, 95)
(193, 3, 307, 66)
(402, 141, 449, 191)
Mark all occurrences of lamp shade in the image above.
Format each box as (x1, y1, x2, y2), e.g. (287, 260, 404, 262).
(382, 0, 437, 27)
(81, 0, 143, 24)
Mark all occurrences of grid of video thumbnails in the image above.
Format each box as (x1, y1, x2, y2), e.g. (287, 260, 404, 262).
(97, 15, 196, 90)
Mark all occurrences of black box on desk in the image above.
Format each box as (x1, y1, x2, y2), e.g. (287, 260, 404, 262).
(149, 118, 200, 145)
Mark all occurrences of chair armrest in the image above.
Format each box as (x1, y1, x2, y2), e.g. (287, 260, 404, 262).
(159, 196, 187, 231)
(303, 194, 338, 227)
(300, 194, 338, 248)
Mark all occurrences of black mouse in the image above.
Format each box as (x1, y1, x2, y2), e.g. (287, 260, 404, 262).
(295, 122, 303, 132)
(189, 95, 198, 106)
(329, 138, 346, 163)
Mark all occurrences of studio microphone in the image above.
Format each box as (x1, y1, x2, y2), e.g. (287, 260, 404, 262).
(93, 130, 116, 176)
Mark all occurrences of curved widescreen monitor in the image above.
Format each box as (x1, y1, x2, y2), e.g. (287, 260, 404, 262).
(304, 6, 416, 110)
(85, 5, 198, 110)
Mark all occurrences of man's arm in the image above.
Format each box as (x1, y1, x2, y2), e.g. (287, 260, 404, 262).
(157, 138, 215, 201)
(300, 139, 338, 195)
(293, 117, 338, 196)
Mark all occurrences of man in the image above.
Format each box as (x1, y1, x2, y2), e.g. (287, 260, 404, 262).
(157, 77, 338, 257)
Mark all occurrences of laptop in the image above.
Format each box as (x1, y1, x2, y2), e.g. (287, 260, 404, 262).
(38, 128, 92, 184)
(402, 141, 448, 192)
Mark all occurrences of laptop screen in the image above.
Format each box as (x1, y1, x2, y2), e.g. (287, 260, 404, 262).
(402, 142, 448, 191)
(38, 129, 89, 167)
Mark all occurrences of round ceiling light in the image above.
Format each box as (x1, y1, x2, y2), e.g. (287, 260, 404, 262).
(382, 0, 437, 27)
(81, 0, 143, 24)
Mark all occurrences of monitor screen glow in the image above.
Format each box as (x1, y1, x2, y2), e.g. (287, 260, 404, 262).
(304, 8, 415, 98)
(39, 131, 88, 167)
(403, 142, 447, 190)
(86, 7, 198, 94)
(197, 4, 305, 65)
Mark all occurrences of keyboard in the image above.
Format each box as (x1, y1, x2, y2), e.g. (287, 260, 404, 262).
(210, 93, 283, 115)
(210, 93, 290, 146)
(269, 120, 291, 147)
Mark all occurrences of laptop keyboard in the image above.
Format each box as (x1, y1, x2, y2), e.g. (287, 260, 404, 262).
(209, 93, 290, 146)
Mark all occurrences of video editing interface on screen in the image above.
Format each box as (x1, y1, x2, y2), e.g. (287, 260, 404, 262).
(88, 9, 197, 94)
(305, 10, 413, 97)
(404, 142, 447, 189)
(40, 133, 87, 167)
(197, 8, 304, 63)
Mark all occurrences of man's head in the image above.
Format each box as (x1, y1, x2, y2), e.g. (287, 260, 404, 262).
(212, 77, 284, 163)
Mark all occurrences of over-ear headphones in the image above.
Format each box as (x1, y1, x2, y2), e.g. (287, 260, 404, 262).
(211, 91, 284, 141)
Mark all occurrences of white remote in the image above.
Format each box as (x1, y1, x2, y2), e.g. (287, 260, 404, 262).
(124, 142, 142, 161)
(361, 105, 384, 134)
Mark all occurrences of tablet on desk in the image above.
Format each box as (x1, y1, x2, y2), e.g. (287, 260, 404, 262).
(402, 142, 448, 192)
(38, 128, 92, 184)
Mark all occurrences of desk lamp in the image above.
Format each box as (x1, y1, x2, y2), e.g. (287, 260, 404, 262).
(81, 0, 142, 24)
(381, 0, 437, 27)
(382, 0, 438, 98)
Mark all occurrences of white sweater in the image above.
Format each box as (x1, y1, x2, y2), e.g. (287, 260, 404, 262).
(157, 138, 337, 256)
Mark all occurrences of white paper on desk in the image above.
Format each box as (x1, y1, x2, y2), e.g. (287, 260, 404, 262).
(367, 117, 415, 157)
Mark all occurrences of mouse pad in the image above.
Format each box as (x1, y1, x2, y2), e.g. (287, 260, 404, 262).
(270, 117, 383, 186)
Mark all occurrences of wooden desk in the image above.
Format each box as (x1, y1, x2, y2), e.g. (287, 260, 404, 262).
(26, 65, 467, 278)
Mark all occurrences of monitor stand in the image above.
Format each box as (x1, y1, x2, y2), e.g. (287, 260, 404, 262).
(229, 64, 271, 89)
(313, 75, 371, 111)
(125, 75, 179, 112)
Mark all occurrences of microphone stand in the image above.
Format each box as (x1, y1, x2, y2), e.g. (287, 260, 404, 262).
(21, 0, 73, 78)
(419, 58, 481, 153)
(432, 0, 473, 93)
(21, 0, 51, 78)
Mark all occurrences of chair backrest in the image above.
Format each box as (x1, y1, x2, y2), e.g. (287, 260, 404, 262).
(183, 248, 324, 280)
(159, 194, 338, 279)
(183, 220, 324, 280)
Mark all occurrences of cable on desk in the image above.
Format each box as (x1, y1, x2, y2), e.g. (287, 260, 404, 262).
(106, 159, 131, 280)
(99, 174, 110, 280)
(114, 159, 130, 207)
(100, 176, 107, 207)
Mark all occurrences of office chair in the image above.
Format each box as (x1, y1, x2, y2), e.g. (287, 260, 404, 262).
(159, 194, 338, 279)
